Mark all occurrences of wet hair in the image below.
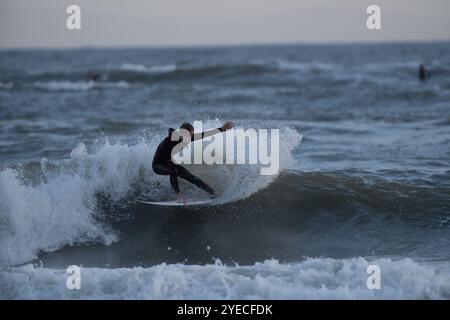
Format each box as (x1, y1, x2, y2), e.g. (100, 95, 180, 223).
(180, 122, 194, 132)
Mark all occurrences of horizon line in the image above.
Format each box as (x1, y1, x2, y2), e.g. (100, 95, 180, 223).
(1, 38, 449, 51)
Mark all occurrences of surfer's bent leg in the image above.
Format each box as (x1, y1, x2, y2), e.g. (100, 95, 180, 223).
(169, 171, 180, 194)
(153, 162, 214, 195)
(174, 165, 215, 195)
(152, 163, 181, 194)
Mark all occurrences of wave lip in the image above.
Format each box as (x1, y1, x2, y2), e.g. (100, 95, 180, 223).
(1, 257, 449, 299)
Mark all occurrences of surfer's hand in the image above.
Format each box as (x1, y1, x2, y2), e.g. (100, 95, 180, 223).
(221, 121, 234, 131)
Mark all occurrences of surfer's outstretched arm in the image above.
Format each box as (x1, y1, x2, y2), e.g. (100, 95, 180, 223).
(193, 121, 235, 141)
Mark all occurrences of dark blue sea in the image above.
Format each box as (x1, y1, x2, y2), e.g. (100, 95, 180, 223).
(1, 43, 450, 298)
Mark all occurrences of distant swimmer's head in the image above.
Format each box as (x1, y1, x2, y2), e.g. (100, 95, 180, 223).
(180, 122, 194, 138)
(88, 73, 100, 81)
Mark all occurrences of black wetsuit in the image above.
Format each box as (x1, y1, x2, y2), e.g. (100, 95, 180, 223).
(152, 127, 223, 195)
(419, 66, 431, 81)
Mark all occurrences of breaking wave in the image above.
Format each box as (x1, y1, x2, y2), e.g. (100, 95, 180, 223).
(0, 124, 302, 266)
(1, 257, 449, 299)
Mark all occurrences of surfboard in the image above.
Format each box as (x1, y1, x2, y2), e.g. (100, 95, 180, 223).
(137, 199, 214, 207)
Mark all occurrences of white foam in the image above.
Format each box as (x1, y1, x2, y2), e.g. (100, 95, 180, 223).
(32, 81, 129, 91)
(276, 60, 336, 72)
(1, 257, 449, 299)
(0, 82, 13, 90)
(120, 63, 176, 74)
(0, 140, 157, 266)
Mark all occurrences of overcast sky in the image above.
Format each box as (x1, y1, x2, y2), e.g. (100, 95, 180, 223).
(1, 0, 449, 48)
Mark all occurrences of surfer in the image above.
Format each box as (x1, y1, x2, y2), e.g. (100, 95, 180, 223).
(418, 64, 431, 81)
(87, 73, 100, 81)
(152, 121, 235, 202)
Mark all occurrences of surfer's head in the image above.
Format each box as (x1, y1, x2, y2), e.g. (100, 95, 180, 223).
(180, 122, 194, 138)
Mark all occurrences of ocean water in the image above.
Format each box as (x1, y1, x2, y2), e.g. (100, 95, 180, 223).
(1, 43, 450, 299)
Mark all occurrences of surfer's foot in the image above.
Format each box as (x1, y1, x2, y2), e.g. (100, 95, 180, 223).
(176, 193, 186, 203)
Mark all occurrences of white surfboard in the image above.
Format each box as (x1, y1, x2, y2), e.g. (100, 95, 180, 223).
(137, 199, 214, 207)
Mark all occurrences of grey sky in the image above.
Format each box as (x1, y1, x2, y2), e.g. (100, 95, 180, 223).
(1, 0, 449, 48)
